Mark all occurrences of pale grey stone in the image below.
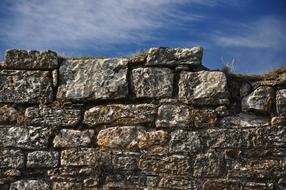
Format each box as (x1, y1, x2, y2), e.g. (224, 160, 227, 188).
(276, 89, 286, 115)
(0, 149, 24, 169)
(57, 58, 128, 101)
(179, 71, 229, 105)
(83, 104, 156, 126)
(242, 86, 274, 113)
(220, 113, 270, 128)
(146, 47, 203, 65)
(0, 126, 50, 149)
(25, 105, 81, 126)
(53, 129, 94, 148)
(0, 70, 53, 103)
(27, 151, 59, 168)
(3, 49, 58, 69)
(10, 180, 50, 190)
(131, 67, 173, 98)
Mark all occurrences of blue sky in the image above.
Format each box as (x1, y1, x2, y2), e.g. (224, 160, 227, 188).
(0, 0, 285, 74)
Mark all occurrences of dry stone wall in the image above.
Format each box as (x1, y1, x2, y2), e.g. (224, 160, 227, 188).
(0, 47, 285, 190)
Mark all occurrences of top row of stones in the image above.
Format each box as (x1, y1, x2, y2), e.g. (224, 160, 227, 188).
(0, 47, 203, 69)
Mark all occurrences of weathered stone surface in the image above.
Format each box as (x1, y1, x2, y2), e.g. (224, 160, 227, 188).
(25, 105, 81, 127)
(169, 130, 202, 153)
(220, 113, 269, 128)
(0, 105, 18, 125)
(131, 67, 173, 98)
(0, 126, 50, 149)
(57, 58, 128, 101)
(276, 89, 286, 115)
(10, 180, 50, 190)
(0, 149, 24, 169)
(0, 70, 53, 103)
(104, 175, 146, 189)
(202, 180, 273, 190)
(83, 104, 156, 126)
(158, 176, 198, 190)
(193, 151, 223, 177)
(27, 151, 59, 168)
(61, 148, 102, 166)
(139, 155, 190, 175)
(112, 154, 139, 171)
(146, 47, 203, 65)
(242, 86, 274, 113)
(52, 181, 82, 190)
(3, 49, 58, 69)
(179, 71, 229, 105)
(53, 129, 94, 148)
(137, 130, 168, 150)
(271, 116, 286, 126)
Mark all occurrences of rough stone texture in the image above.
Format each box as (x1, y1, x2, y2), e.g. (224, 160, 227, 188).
(25, 105, 81, 127)
(179, 71, 229, 105)
(53, 129, 94, 148)
(220, 113, 270, 128)
(0, 126, 50, 149)
(276, 89, 286, 115)
(242, 86, 274, 113)
(3, 49, 58, 69)
(57, 58, 128, 101)
(10, 180, 50, 190)
(27, 151, 59, 168)
(131, 67, 173, 98)
(0, 70, 53, 103)
(0, 149, 24, 169)
(61, 148, 101, 166)
(0, 105, 18, 125)
(83, 104, 156, 126)
(146, 47, 203, 65)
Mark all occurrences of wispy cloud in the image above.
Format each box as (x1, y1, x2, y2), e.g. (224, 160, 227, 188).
(214, 16, 286, 49)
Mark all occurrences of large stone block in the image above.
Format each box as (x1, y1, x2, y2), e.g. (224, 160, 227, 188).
(25, 105, 81, 127)
(131, 67, 173, 98)
(137, 130, 168, 150)
(83, 104, 156, 126)
(53, 129, 94, 148)
(0, 126, 50, 149)
(179, 71, 229, 105)
(0, 149, 24, 169)
(27, 151, 59, 168)
(242, 86, 274, 113)
(276, 89, 286, 115)
(146, 47, 203, 66)
(10, 180, 50, 190)
(0, 70, 53, 103)
(158, 176, 199, 190)
(57, 58, 128, 101)
(220, 113, 270, 128)
(61, 148, 102, 166)
(2, 49, 58, 69)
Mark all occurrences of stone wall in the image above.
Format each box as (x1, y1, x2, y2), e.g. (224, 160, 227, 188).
(0, 48, 285, 190)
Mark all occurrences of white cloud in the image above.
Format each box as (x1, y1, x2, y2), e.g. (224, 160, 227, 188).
(214, 16, 286, 49)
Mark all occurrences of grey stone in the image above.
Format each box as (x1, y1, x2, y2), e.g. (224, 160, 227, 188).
(10, 180, 50, 190)
(27, 151, 59, 168)
(131, 67, 173, 98)
(83, 104, 156, 126)
(53, 129, 94, 148)
(52, 181, 82, 190)
(0, 149, 24, 169)
(25, 105, 81, 127)
(0, 126, 50, 149)
(112, 155, 138, 171)
(179, 71, 229, 105)
(146, 47, 203, 65)
(0, 70, 53, 103)
(242, 86, 274, 113)
(169, 130, 202, 154)
(57, 58, 128, 101)
(277, 89, 286, 115)
(220, 113, 270, 128)
(158, 176, 195, 189)
(3, 49, 58, 69)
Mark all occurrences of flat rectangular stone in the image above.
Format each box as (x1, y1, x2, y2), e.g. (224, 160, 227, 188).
(57, 58, 128, 101)
(220, 113, 270, 128)
(0, 126, 50, 149)
(0, 149, 24, 169)
(25, 105, 82, 126)
(83, 104, 156, 126)
(10, 180, 50, 190)
(131, 67, 173, 98)
(179, 71, 229, 105)
(3, 49, 58, 69)
(0, 70, 53, 103)
(61, 148, 101, 166)
(27, 151, 59, 168)
(146, 47, 203, 66)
